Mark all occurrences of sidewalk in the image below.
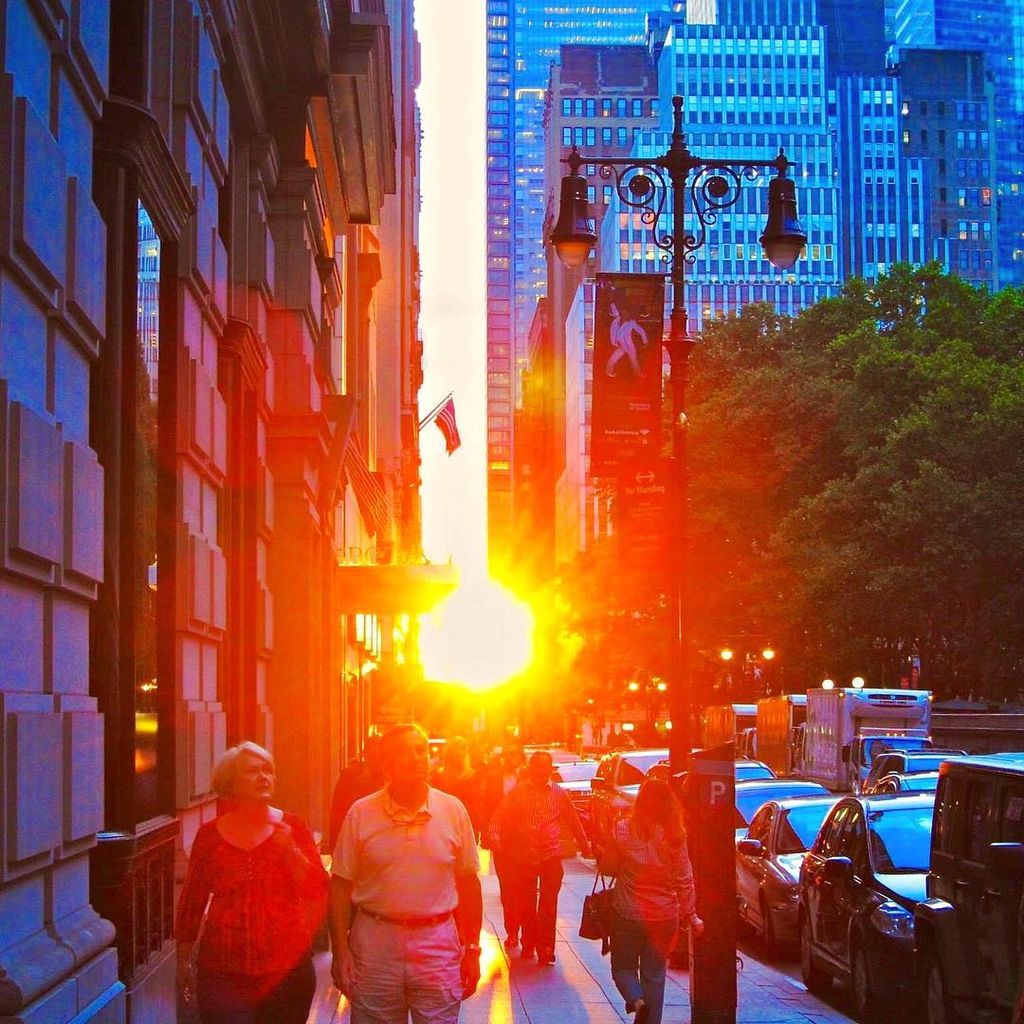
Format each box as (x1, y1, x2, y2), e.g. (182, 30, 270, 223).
(308, 854, 854, 1024)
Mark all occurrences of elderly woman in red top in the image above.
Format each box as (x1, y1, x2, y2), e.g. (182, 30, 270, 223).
(176, 741, 328, 1023)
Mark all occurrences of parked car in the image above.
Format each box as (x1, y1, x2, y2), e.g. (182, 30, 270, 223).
(861, 748, 967, 794)
(798, 791, 935, 1020)
(735, 779, 830, 841)
(736, 759, 777, 781)
(915, 753, 1024, 1024)
(525, 744, 582, 765)
(864, 770, 940, 795)
(736, 795, 839, 952)
(552, 759, 600, 836)
(590, 748, 669, 845)
(646, 757, 774, 785)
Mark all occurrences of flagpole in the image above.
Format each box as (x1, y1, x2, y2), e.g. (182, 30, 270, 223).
(418, 391, 454, 430)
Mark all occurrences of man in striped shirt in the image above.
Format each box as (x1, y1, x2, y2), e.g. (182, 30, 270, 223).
(488, 751, 591, 964)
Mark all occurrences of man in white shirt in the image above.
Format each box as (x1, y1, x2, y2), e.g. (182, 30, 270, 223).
(330, 724, 483, 1024)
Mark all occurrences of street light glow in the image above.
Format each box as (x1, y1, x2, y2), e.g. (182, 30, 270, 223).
(821, 678, 835, 690)
(627, 681, 640, 692)
(762, 648, 775, 660)
(851, 676, 866, 689)
(720, 648, 734, 661)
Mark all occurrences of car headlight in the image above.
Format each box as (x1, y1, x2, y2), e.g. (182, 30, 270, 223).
(870, 901, 914, 939)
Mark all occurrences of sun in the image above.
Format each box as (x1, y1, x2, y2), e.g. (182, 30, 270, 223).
(418, 575, 535, 692)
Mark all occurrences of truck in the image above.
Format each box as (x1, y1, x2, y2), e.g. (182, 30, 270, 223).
(701, 703, 757, 751)
(756, 693, 807, 776)
(801, 687, 932, 792)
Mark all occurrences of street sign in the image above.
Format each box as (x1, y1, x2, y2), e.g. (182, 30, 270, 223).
(688, 742, 737, 1024)
(617, 458, 673, 580)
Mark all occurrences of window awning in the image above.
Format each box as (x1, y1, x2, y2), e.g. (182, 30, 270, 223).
(335, 562, 459, 615)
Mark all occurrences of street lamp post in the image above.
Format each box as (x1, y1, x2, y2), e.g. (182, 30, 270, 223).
(551, 95, 806, 773)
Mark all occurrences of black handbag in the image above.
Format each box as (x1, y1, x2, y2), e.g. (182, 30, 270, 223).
(579, 874, 616, 941)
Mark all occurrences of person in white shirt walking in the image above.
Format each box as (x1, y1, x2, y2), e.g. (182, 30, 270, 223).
(329, 724, 483, 1024)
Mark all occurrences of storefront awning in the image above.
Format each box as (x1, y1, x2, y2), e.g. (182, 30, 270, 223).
(336, 562, 459, 615)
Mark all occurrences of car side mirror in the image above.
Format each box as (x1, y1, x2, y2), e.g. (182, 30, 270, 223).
(989, 842, 1024, 878)
(823, 856, 853, 883)
(737, 838, 764, 858)
(841, 744, 851, 764)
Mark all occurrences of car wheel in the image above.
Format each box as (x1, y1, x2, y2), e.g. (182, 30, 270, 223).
(799, 914, 832, 995)
(850, 940, 877, 1021)
(760, 894, 781, 956)
(922, 947, 962, 1024)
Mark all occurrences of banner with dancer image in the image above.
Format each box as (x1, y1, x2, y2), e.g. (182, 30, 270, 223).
(590, 272, 666, 476)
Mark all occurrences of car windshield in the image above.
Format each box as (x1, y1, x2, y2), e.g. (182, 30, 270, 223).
(777, 803, 834, 854)
(867, 806, 934, 873)
(864, 736, 930, 763)
(736, 785, 826, 825)
(621, 752, 669, 780)
(903, 773, 940, 792)
(736, 763, 774, 780)
(555, 761, 599, 783)
(900, 755, 954, 772)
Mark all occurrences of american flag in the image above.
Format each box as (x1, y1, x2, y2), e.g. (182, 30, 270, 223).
(434, 397, 461, 455)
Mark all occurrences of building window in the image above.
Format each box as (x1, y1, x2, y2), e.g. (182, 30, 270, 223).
(585, 98, 596, 117)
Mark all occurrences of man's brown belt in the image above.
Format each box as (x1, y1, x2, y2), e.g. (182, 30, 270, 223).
(357, 907, 453, 928)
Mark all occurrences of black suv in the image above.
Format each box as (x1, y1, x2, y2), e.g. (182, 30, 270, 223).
(798, 791, 935, 1020)
(915, 754, 1024, 1024)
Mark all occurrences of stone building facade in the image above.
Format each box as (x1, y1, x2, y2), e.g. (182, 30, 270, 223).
(0, 0, 431, 1020)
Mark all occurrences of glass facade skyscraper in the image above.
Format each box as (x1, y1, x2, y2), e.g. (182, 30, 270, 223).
(485, 0, 666, 565)
(893, 0, 1024, 284)
(599, 0, 842, 330)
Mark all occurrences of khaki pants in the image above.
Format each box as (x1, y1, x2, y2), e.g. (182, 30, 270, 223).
(349, 912, 462, 1024)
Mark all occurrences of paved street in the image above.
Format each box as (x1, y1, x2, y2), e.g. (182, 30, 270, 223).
(308, 853, 857, 1024)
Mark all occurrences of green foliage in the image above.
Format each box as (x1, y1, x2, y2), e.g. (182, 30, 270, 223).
(686, 265, 1024, 698)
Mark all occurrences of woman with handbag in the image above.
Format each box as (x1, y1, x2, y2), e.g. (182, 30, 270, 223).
(599, 778, 703, 1024)
(176, 741, 329, 1023)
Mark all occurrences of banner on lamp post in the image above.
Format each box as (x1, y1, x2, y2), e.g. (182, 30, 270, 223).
(590, 272, 666, 476)
(617, 457, 674, 583)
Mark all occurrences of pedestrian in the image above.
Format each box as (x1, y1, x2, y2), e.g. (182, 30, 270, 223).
(175, 741, 328, 1024)
(488, 750, 592, 964)
(327, 735, 385, 851)
(479, 743, 527, 949)
(329, 723, 483, 1024)
(433, 735, 483, 834)
(599, 778, 703, 1024)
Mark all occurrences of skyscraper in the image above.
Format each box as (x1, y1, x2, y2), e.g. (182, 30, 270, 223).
(894, 48, 1000, 286)
(893, 0, 1024, 284)
(599, 0, 842, 332)
(831, 75, 930, 281)
(485, 0, 666, 572)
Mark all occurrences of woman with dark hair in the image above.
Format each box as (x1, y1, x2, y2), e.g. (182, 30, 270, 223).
(176, 742, 328, 1023)
(600, 778, 703, 1024)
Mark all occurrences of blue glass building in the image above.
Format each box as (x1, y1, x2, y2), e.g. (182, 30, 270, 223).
(893, 0, 1024, 284)
(831, 76, 930, 280)
(485, 0, 666, 562)
(599, 0, 842, 331)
